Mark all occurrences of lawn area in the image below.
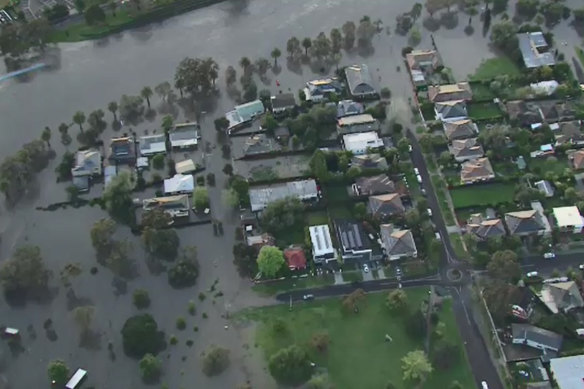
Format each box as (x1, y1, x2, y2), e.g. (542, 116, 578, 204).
(306, 210, 329, 226)
(470, 56, 521, 81)
(252, 274, 334, 296)
(0, 0, 10, 9)
(49, 10, 136, 42)
(450, 183, 515, 208)
(324, 184, 351, 204)
(467, 102, 503, 120)
(273, 223, 305, 248)
(469, 82, 495, 102)
(431, 176, 456, 225)
(528, 157, 568, 175)
(240, 289, 475, 389)
(449, 233, 469, 260)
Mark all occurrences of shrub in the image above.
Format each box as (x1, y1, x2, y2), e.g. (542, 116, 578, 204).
(380, 87, 391, 99)
(152, 154, 165, 170)
(202, 345, 230, 376)
(133, 289, 151, 309)
(176, 317, 186, 330)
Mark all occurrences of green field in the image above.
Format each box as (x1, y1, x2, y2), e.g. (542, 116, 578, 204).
(468, 102, 503, 120)
(470, 57, 521, 80)
(240, 289, 475, 389)
(450, 183, 515, 208)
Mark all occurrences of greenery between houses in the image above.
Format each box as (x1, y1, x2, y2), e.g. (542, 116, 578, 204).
(450, 183, 515, 209)
(470, 57, 521, 81)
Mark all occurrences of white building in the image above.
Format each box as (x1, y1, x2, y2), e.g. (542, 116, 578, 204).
(139, 134, 167, 156)
(309, 224, 337, 264)
(553, 206, 584, 233)
(248, 179, 319, 212)
(342, 131, 384, 155)
(164, 174, 194, 195)
(550, 355, 584, 389)
(169, 123, 199, 149)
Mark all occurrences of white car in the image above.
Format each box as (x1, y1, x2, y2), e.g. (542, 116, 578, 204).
(427, 208, 433, 217)
(414, 168, 420, 175)
(543, 252, 556, 259)
(408, 144, 412, 152)
(481, 382, 489, 389)
(526, 271, 539, 278)
(363, 264, 369, 273)
(416, 174, 422, 183)
(580, 264, 584, 270)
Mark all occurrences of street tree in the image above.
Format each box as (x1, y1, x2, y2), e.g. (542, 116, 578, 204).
(425, 0, 445, 17)
(386, 289, 408, 312)
(239, 56, 251, 74)
(61, 132, 72, 147)
(41, 126, 52, 148)
(256, 246, 285, 278)
(142, 208, 179, 261)
(487, 250, 520, 282)
(286, 36, 302, 60)
(90, 218, 117, 259)
(301, 37, 312, 56)
(107, 101, 118, 122)
(490, 21, 517, 52)
(139, 353, 162, 382)
(167, 246, 199, 288)
(73, 111, 86, 132)
(357, 17, 377, 48)
(104, 239, 134, 278)
(222, 189, 240, 209)
(397, 137, 411, 156)
(202, 345, 230, 376)
(141, 86, 153, 108)
(84, 4, 105, 25)
(342, 21, 356, 49)
(223, 163, 234, 176)
(271, 47, 281, 67)
(133, 288, 151, 309)
(330, 28, 342, 53)
(233, 243, 258, 278)
(311, 32, 331, 59)
(174, 57, 219, 95)
(73, 305, 95, 339)
(401, 350, 433, 384)
(342, 288, 367, 313)
(0, 245, 50, 294)
(309, 149, 329, 182)
(193, 187, 209, 211)
(261, 197, 304, 235)
(161, 114, 174, 134)
(121, 314, 164, 358)
(102, 172, 134, 224)
(225, 66, 237, 86)
(268, 344, 313, 386)
(88, 109, 107, 134)
(154, 81, 173, 102)
(255, 57, 271, 76)
(119, 94, 145, 122)
(47, 360, 69, 386)
(310, 331, 330, 353)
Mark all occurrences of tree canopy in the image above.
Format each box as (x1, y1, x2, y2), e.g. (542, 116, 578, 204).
(401, 350, 433, 383)
(268, 344, 313, 386)
(256, 246, 285, 278)
(47, 360, 69, 385)
(121, 314, 164, 358)
(168, 246, 199, 288)
(386, 289, 408, 312)
(202, 345, 231, 376)
(142, 209, 179, 261)
(102, 171, 134, 224)
(0, 245, 50, 294)
(174, 57, 219, 95)
(139, 353, 162, 382)
(487, 250, 520, 283)
(261, 197, 304, 235)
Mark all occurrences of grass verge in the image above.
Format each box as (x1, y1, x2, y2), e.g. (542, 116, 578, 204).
(252, 275, 334, 296)
(449, 233, 468, 260)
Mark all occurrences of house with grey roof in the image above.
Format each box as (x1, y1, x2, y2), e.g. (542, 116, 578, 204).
(505, 203, 550, 236)
(242, 134, 279, 157)
(380, 224, 417, 261)
(169, 122, 200, 149)
(270, 93, 296, 115)
(108, 137, 136, 165)
(540, 281, 584, 314)
(467, 214, 506, 240)
(368, 193, 405, 219)
(337, 113, 380, 135)
(352, 174, 395, 196)
(512, 323, 563, 358)
(518, 32, 555, 69)
(139, 134, 167, 156)
(551, 120, 584, 147)
(337, 100, 365, 118)
(428, 82, 472, 103)
(344, 64, 377, 99)
(443, 119, 478, 141)
(143, 194, 190, 219)
(405, 49, 442, 87)
(449, 138, 484, 162)
(333, 219, 372, 262)
(460, 157, 494, 184)
(435, 100, 468, 122)
(351, 153, 388, 170)
(248, 179, 319, 212)
(225, 100, 265, 132)
(72, 149, 102, 178)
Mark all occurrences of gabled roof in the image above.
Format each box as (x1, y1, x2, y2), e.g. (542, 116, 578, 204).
(284, 247, 307, 270)
(553, 120, 583, 146)
(443, 119, 478, 140)
(467, 214, 506, 239)
(505, 209, 546, 235)
(170, 123, 199, 147)
(428, 82, 472, 103)
(435, 100, 467, 119)
(143, 194, 190, 212)
(334, 219, 371, 253)
(368, 193, 405, 217)
(344, 64, 376, 96)
(406, 49, 441, 70)
(248, 179, 318, 212)
(164, 174, 194, 194)
(72, 149, 101, 176)
(109, 137, 135, 163)
(271, 93, 296, 110)
(460, 157, 494, 182)
(449, 138, 484, 159)
(354, 174, 395, 196)
(337, 100, 365, 118)
(571, 149, 584, 169)
(512, 323, 563, 351)
(517, 32, 555, 68)
(244, 134, 278, 156)
(351, 153, 389, 170)
(380, 224, 417, 257)
(541, 281, 584, 314)
(139, 134, 167, 155)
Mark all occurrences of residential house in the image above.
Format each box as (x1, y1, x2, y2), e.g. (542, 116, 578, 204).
(225, 100, 265, 132)
(284, 247, 307, 270)
(511, 323, 563, 355)
(538, 101, 576, 123)
(460, 157, 494, 184)
(342, 131, 384, 155)
(552, 206, 584, 233)
(570, 149, 584, 169)
(534, 180, 555, 198)
(333, 219, 372, 262)
(248, 179, 319, 212)
(530, 143, 555, 158)
(309, 224, 337, 264)
(164, 174, 194, 195)
(517, 32, 555, 68)
(337, 100, 365, 118)
(428, 82, 472, 103)
(353, 174, 395, 196)
(304, 77, 344, 102)
(549, 355, 584, 389)
(506, 100, 543, 126)
(108, 137, 136, 165)
(508, 100, 576, 127)
(351, 153, 389, 170)
(246, 233, 275, 248)
(435, 100, 468, 122)
(466, 214, 506, 240)
(72, 149, 102, 178)
(405, 49, 442, 87)
(505, 203, 550, 236)
(169, 123, 199, 149)
(175, 159, 197, 174)
(337, 114, 380, 135)
(139, 134, 167, 156)
(368, 193, 405, 219)
(270, 93, 296, 115)
(142, 194, 190, 219)
(540, 281, 584, 314)
(243, 134, 279, 157)
(344, 64, 377, 99)
(448, 138, 484, 162)
(551, 120, 584, 147)
(443, 119, 479, 141)
(380, 224, 417, 260)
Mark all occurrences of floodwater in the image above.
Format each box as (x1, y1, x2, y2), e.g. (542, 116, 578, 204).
(0, 0, 582, 387)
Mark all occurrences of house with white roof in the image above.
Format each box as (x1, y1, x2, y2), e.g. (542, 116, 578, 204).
(164, 174, 195, 195)
(169, 122, 199, 149)
(552, 206, 584, 233)
(309, 224, 337, 264)
(550, 355, 584, 389)
(342, 131, 384, 155)
(140, 134, 167, 156)
(72, 149, 102, 178)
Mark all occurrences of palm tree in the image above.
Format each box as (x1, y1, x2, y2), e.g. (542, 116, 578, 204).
(41, 126, 51, 148)
(58, 123, 69, 135)
(141, 86, 153, 108)
(109, 1, 117, 16)
(161, 115, 174, 134)
(239, 57, 251, 73)
(61, 132, 72, 147)
(302, 37, 312, 56)
(107, 101, 118, 121)
(73, 111, 85, 133)
(271, 47, 281, 67)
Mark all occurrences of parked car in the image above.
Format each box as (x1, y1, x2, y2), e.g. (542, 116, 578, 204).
(421, 188, 427, 196)
(303, 294, 314, 301)
(580, 264, 584, 270)
(435, 232, 441, 241)
(363, 264, 369, 273)
(481, 382, 489, 389)
(543, 252, 556, 259)
(427, 208, 433, 217)
(416, 174, 422, 183)
(526, 271, 539, 278)
(414, 168, 420, 175)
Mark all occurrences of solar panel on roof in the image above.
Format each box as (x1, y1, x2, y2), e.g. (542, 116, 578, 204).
(353, 225, 363, 247)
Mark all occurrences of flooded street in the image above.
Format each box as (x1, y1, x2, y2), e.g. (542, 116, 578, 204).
(0, 0, 582, 387)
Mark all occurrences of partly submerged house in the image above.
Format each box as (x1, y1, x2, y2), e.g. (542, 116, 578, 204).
(271, 93, 296, 115)
(380, 224, 417, 261)
(108, 137, 136, 165)
(226, 100, 265, 132)
(248, 179, 319, 212)
(139, 134, 167, 156)
(304, 77, 344, 102)
(164, 174, 195, 195)
(142, 194, 190, 219)
(342, 131, 384, 155)
(405, 49, 442, 87)
(344, 64, 377, 99)
(72, 149, 102, 178)
(517, 32, 555, 69)
(337, 100, 365, 118)
(169, 122, 200, 149)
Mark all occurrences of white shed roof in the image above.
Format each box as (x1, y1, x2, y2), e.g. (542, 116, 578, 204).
(550, 355, 584, 389)
(164, 174, 194, 194)
(248, 179, 318, 212)
(342, 131, 384, 153)
(309, 225, 335, 257)
(175, 159, 197, 174)
(553, 206, 584, 228)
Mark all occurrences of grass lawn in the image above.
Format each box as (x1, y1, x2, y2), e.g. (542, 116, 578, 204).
(324, 184, 351, 204)
(470, 57, 520, 80)
(431, 176, 455, 225)
(449, 233, 469, 260)
(306, 210, 329, 226)
(528, 157, 568, 175)
(252, 275, 334, 296)
(0, 0, 10, 9)
(342, 270, 363, 283)
(240, 289, 475, 389)
(450, 183, 515, 208)
(273, 223, 305, 248)
(468, 102, 503, 121)
(49, 10, 136, 42)
(470, 82, 496, 101)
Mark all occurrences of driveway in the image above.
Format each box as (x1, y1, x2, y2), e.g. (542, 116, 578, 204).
(362, 269, 374, 282)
